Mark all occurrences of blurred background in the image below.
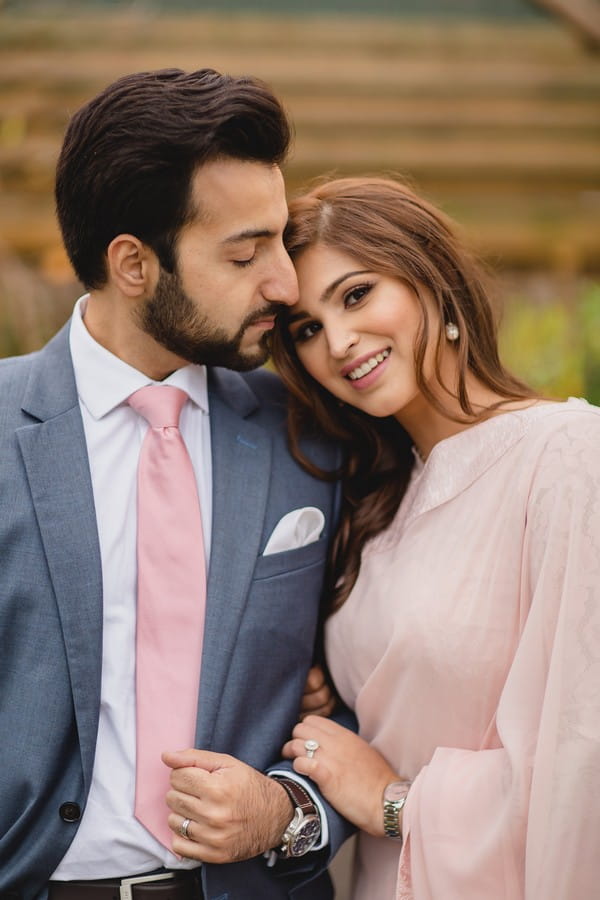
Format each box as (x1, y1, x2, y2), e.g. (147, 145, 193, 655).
(1, 0, 599, 401)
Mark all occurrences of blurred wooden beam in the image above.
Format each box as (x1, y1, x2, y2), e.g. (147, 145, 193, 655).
(529, 0, 600, 50)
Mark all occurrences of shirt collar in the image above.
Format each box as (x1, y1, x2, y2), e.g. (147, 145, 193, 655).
(69, 294, 209, 420)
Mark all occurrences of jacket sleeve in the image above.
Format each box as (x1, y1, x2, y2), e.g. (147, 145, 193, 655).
(266, 703, 358, 874)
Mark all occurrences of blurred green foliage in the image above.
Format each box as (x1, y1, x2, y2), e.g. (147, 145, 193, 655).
(499, 281, 600, 403)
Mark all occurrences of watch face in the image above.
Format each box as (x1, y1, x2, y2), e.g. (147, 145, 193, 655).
(384, 781, 411, 803)
(290, 816, 321, 856)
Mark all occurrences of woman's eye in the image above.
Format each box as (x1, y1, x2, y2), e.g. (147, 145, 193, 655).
(344, 283, 372, 307)
(292, 321, 322, 343)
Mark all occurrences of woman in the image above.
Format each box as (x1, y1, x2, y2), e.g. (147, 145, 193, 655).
(273, 177, 600, 899)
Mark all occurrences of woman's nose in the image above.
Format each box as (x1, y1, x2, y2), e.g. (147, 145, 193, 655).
(326, 327, 358, 359)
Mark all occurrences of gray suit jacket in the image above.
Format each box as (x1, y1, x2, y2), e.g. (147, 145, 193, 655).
(0, 323, 354, 899)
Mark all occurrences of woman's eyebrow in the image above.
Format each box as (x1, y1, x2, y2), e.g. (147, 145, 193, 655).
(319, 270, 371, 304)
(287, 309, 310, 325)
(286, 269, 370, 325)
(287, 269, 372, 325)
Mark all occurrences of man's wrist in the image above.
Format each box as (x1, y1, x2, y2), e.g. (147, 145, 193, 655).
(267, 769, 329, 847)
(269, 776, 322, 859)
(268, 775, 298, 846)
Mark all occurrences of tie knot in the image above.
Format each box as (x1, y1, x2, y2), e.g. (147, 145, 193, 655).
(128, 385, 188, 429)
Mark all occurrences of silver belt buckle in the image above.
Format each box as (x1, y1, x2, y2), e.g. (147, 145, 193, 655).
(119, 872, 174, 900)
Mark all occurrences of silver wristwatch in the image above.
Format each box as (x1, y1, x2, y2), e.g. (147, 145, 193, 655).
(383, 780, 412, 841)
(273, 776, 321, 858)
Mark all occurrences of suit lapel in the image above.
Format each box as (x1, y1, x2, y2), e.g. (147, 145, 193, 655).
(17, 337, 274, 759)
(195, 368, 272, 748)
(17, 325, 103, 787)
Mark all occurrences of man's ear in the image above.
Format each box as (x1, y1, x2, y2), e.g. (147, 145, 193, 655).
(106, 234, 158, 297)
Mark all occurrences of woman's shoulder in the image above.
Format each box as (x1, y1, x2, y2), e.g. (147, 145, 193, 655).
(524, 398, 600, 451)
(531, 396, 600, 421)
(519, 399, 600, 498)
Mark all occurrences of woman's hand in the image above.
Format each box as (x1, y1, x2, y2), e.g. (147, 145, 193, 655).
(299, 665, 336, 720)
(282, 714, 401, 837)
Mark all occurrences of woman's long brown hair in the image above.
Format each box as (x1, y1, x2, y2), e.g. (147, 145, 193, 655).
(271, 176, 537, 614)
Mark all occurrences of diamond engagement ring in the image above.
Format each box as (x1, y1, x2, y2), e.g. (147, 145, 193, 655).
(179, 817, 192, 839)
(304, 739, 319, 758)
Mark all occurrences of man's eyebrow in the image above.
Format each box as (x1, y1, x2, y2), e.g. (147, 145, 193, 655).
(286, 270, 371, 326)
(221, 228, 275, 246)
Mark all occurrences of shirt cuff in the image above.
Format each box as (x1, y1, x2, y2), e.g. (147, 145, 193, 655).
(264, 769, 330, 866)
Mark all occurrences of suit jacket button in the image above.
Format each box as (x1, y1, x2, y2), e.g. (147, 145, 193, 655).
(59, 802, 81, 822)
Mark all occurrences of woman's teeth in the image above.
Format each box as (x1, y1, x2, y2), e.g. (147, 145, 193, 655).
(347, 349, 390, 381)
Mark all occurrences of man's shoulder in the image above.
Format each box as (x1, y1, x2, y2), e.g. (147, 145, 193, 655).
(0, 347, 40, 370)
(209, 365, 288, 426)
(0, 349, 39, 395)
(241, 365, 287, 404)
(0, 353, 41, 441)
(232, 366, 340, 470)
(0, 323, 70, 388)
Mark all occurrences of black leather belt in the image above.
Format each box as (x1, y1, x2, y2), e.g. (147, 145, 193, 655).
(48, 870, 203, 900)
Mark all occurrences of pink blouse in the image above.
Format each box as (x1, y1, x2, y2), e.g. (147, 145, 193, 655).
(326, 400, 600, 899)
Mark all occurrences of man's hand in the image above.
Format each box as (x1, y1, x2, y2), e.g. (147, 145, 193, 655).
(163, 749, 293, 862)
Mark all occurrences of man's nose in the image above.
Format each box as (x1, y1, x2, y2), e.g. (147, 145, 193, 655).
(263, 249, 299, 307)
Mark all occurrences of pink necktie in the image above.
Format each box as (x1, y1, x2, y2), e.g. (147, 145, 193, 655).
(128, 385, 206, 848)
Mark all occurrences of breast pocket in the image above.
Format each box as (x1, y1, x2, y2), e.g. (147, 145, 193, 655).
(211, 537, 331, 762)
(252, 536, 328, 581)
(239, 537, 329, 658)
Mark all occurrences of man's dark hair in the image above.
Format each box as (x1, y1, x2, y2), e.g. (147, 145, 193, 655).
(55, 68, 292, 289)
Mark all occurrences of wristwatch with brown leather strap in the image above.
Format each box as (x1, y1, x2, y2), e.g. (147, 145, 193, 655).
(272, 776, 322, 858)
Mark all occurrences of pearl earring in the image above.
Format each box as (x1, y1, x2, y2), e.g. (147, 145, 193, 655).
(445, 322, 459, 341)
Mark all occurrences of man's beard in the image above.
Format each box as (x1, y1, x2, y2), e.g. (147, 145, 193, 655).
(139, 267, 280, 371)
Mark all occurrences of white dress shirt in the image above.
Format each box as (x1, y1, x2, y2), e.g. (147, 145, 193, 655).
(54, 296, 210, 877)
(54, 296, 326, 878)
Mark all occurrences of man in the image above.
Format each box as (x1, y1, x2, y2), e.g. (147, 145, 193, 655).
(0, 69, 352, 900)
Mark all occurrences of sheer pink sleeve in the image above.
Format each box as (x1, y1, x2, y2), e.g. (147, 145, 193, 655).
(397, 412, 600, 900)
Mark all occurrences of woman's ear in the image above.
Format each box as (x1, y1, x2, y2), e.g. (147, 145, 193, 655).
(106, 234, 158, 297)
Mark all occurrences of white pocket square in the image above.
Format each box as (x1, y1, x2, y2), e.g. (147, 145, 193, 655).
(263, 507, 325, 556)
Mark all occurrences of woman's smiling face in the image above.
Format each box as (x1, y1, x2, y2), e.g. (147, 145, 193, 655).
(288, 243, 443, 424)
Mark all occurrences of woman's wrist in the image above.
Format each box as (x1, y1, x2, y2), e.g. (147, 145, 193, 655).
(363, 773, 406, 837)
(381, 780, 412, 842)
